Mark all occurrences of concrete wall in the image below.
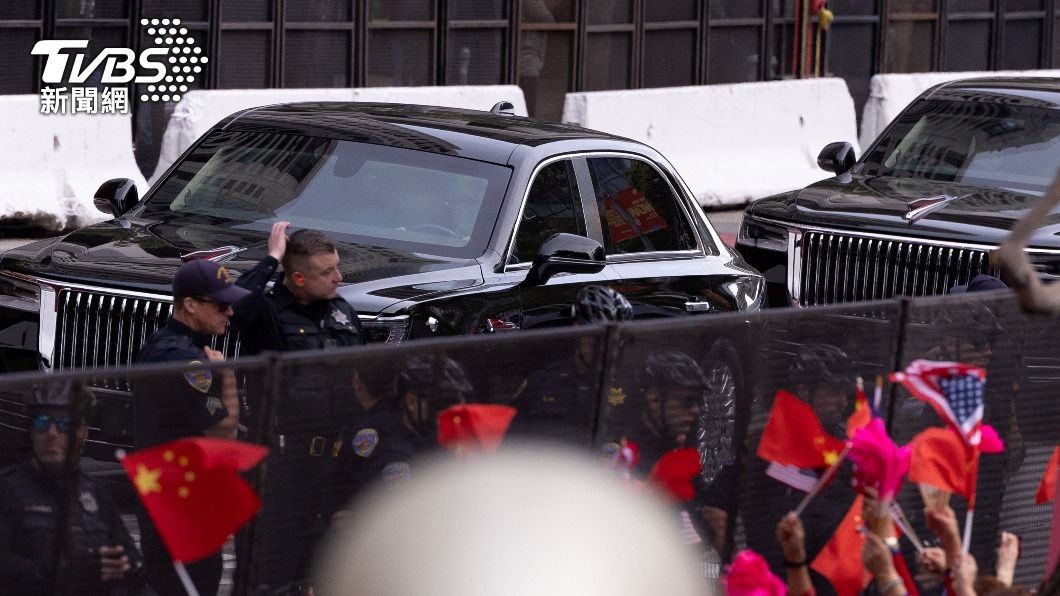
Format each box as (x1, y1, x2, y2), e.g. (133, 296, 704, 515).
(562, 79, 860, 208)
(0, 95, 146, 231)
(149, 85, 528, 183)
(859, 70, 1060, 149)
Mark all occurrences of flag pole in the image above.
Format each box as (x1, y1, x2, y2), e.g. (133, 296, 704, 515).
(174, 561, 202, 596)
(889, 503, 925, 553)
(962, 509, 974, 553)
(794, 444, 851, 517)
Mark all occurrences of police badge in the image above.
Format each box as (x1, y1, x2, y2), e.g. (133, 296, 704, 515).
(352, 428, 379, 458)
(184, 360, 213, 393)
(79, 490, 99, 513)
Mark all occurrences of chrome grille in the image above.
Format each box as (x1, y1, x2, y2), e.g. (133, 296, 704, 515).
(54, 290, 240, 386)
(796, 231, 996, 306)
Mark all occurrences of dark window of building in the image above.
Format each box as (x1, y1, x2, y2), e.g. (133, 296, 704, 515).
(519, 0, 574, 120)
(446, 0, 508, 85)
(286, 0, 352, 21)
(946, 21, 992, 71)
(1003, 19, 1043, 69)
(584, 32, 632, 90)
(709, 26, 760, 84)
(222, 0, 270, 22)
(512, 160, 583, 264)
(0, 29, 38, 93)
(827, 23, 876, 111)
(644, 29, 696, 88)
(587, 157, 696, 255)
(285, 30, 350, 87)
(218, 31, 271, 88)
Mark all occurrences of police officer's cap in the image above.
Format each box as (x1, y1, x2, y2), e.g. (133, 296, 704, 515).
(397, 354, 474, 403)
(27, 380, 95, 414)
(173, 259, 251, 304)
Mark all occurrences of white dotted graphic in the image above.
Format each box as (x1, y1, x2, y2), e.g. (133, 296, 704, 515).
(141, 17, 203, 103)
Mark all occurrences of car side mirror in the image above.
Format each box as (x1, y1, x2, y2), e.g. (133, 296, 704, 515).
(93, 178, 139, 218)
(817, 142, 856, 175)
(522, 233, 606, 287)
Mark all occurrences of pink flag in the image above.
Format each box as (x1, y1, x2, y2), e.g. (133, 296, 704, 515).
(848, 418, 911, 501)
(726, 550, 786, 596)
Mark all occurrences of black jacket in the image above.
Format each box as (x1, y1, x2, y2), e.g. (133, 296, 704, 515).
(0, 462, 145, 596)
(232, 256, 365, 354)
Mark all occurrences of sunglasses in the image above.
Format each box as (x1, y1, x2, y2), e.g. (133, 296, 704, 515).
(193, 296, 231, 311)
(31, 414, 72, 433)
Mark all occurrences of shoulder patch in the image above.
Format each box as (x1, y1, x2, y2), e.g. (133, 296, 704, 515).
(184, 361, 213, 393)
(352, 428, 380, 458)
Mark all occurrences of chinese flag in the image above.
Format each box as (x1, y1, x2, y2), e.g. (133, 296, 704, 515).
(757, 390, 847, 469)
(811, 495, 868, 596)
(909, 427, 977, 505)
(121, 438, 268, 563)
(438, 404, 516, 455)
(648, 448, 702, 502)
(1037, 445, 1059, 505)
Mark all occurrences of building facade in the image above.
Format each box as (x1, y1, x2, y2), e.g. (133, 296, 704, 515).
(2, 0, 1058, 176)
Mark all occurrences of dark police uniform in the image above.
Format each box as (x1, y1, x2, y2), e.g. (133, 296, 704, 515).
(229, 255, 363, 591)
(0, 462, 145, 596)
(509, 360, 599, 446)
(135, 317, 230, 596)
(232, 256, 364, 355)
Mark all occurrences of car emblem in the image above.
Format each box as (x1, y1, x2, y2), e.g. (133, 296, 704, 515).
(904, 194, 971, 222)
(180, 245, 246, 263)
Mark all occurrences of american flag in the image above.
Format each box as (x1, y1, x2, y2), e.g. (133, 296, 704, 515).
(890, 359, 986, 446)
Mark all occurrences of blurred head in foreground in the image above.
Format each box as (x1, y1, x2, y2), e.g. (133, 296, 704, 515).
(313, 445, 708, 596)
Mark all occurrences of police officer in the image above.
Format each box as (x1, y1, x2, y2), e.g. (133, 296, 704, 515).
(510, 285, 633, 444)
(232, 221, 364, 354)
(230, 222, 364, 592)
(135, 258, 248, 596)
(0, 381, 145, 595)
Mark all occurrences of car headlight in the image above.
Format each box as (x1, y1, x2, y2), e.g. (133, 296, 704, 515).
(737, 218, 788, 252)
(360, 315, 411, 344)
(0, 271, 41, 312)
(724, 277, 765, 312)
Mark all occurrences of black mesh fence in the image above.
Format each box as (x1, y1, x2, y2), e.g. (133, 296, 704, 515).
(0, 293, 1056, 595)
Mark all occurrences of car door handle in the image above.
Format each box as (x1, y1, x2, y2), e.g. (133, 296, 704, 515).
(685, 301, 711, 313)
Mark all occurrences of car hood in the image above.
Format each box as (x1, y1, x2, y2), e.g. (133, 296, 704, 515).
(0, 218, 482, 314)
(748, 175, 1060, 248)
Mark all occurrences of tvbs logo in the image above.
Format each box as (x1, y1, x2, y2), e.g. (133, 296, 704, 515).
(32, 18, 208, 114)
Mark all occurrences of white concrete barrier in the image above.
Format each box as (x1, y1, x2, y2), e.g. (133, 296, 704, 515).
(562, 79, 860, 208)
(0, 95, 146, 230)
(860, 70, 1060, 149)
(150, 85, 528, 184)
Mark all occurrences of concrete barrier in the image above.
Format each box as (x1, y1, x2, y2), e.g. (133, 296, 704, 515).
(0, 95, 146, 230)
(860, 70, 1060, 149)
(562, 79, 859, 208)
(150, 85, 528, 184)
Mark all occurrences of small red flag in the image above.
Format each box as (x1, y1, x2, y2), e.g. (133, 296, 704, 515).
(1037, 445, 1059, 505)
(811, 495, 868, 596)
(121, 438, 268, 563)
(909, 427, 978, 505)
(438, 404, 516, 454)
(648, 448, 702, 502)
(757, 390, 847, 469)
(846, 380, 873, 440)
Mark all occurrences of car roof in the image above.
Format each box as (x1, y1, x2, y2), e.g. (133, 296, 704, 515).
(218, 102, 635, 164)
(927, 77, 1060, 109)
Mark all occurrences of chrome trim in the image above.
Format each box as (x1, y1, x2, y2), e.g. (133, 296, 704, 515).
(752, 214, 1060, 255)
(38, 287, 57, 370)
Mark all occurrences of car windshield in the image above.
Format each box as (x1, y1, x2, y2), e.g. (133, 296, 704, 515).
(142, 130, 512, 259)
(860, 97, 1060, 195)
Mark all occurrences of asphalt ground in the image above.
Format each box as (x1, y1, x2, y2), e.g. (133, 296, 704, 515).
(0, 207, 746, 253)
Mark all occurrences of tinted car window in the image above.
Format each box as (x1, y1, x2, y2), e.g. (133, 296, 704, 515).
(861, 98, 1060, 195)
(511, 160, 584, 264)
(143, 130, 513, 259)
(586, 157, 696, 254)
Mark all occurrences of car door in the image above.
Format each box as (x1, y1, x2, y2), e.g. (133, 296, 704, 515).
(578, 154, 728, 317)
(507, 157, 620, 330)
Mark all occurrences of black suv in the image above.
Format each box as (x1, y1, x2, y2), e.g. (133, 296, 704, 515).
(0, 102, 763, 375)
(736, 78, 1060, 307)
